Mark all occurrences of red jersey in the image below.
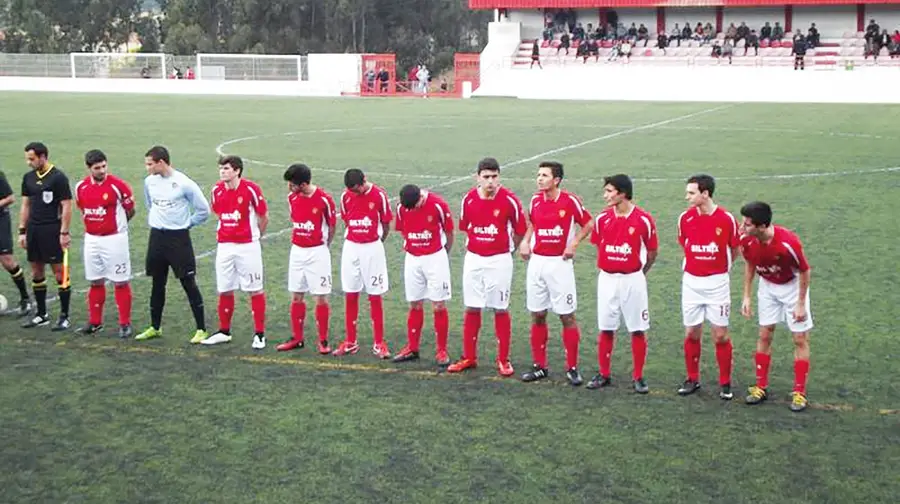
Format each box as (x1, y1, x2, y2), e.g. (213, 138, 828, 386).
(395, 191, 454, 256)
(528, 190, 591, 257)
(340, 184, 392, 243)
(210, 179, 268, 244)
(677, 205, 740, 276)
(289, 186, 337, 248)
(459, 186, 527, 257)
(740, 225, 810, 285)
(74, 174, 135, 236)
(591, 204, 658, 274)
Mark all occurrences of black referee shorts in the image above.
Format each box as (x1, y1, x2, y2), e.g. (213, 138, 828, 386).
(26, 222, 63, 264)
(145, 228, 197, 279)
(0, 213, 13, 255)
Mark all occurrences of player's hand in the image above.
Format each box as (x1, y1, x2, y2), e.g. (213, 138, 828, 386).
(60, 233, 71, 249)
(518, 241, 531, 261)
(563, 244, 576, 260)
(741, 297, 752, 319)
(792, 303, 808, 323)
(18, 234, 26, 249)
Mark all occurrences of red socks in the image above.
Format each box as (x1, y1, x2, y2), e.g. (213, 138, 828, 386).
(369, 295, 384, 346)
(315, 303, 329, 342)
(407, 306, 424, 351)
(434, 307, 449, 353)
(562, 326, 580, 369)
(88, 284, 105, 325)
(793, 359, 810, 394)
(250, 293, 266, 334)
(715, 340, 733, 386)
(684, 337, 701, 382)
(494, 311, 511, 363)
(114, 283, 131, 326)
(217, 292, 235, 332)
(530, 323, 549, 369)
(463, 310, 482, 360)
(597, 330, 615, 377)
(345, 292, 359, 344)
(755, 352, 771, 389)
(291, 300, 306, 341)
(631, 332, 647, 380)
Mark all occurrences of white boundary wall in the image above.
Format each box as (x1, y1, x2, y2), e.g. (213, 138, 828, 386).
(0, 53, 363, 97)
(476, 21, 900, 104)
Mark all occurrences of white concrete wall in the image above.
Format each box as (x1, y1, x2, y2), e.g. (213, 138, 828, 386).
(614, 8, 658, 34)
(474, 65, 900, 104)
(793, 6, 857, 38)
(478, 21, 523, 97)
(509, 9, 545, 40)
(723, 8, 784, 34)
(866, 5, 900, 33)
(666, 7, 716, 32)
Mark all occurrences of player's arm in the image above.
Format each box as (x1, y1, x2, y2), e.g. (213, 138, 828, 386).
(57, 175, 73, 248)
(441, 201, 454, 253)
(518, 221, 533, 260)
(17, 196, 30, 248)
(741, 259, 755, 318)
(510, 195, 527, 251)
(184, 178, 210, 227)
(116, 179, 136, 221)
(380, 191, 392, 242)
(252, 186, 269, 235)
(790, 239, 811, 321)
(642, 216, 659, 274)
(325, 194, 337, 247)
(0, 174, 14, 209)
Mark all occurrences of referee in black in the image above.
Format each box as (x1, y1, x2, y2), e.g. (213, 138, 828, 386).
(18, 142, 73, 330)
(0, 168, 32, 315)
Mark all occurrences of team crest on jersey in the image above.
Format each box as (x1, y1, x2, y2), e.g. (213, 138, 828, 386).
(171, 182, 177, 188)
(312, 207, 319, 214)
(102, 193, 109, 201)
(42, 191, 53, 204)
(237, 197, 243, 204)
(628, 227, 635, 235)
(369, 202, 375, 209)
(427, 215, 433, 222)
(715, 227, 722, 236)
(493, 209, 500, 217)
(558, 210, 566, 218)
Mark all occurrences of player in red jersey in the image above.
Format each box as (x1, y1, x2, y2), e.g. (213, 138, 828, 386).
(448, 157, 526, 377)
(676, 174, 740, 400)
(739, 201, 813, 412)
(587, 174, 657, 394)
(275, 163, 337, 354)
(392, 184, 455, 366)
(519, 161, 592, 386)
(334, 169, 393, 358)
(201, 155, 269, 349)
(73, 149, 136, 338)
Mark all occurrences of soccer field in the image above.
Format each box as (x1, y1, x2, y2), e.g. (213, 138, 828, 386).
(1, 92, 898, 503)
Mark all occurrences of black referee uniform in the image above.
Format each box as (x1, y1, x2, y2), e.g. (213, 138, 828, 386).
(20, 163, 73, 329)
(0, 170, 32, 313)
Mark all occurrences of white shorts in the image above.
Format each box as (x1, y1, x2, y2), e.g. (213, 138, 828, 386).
(463, 252, 513, 310)
(596, 270, 650, 332)
(404, 249, 452, 302)
(526, 254, 577, 315)
(341, 240, 389, 295)
(288, 244, 333, 295)
(682, 272, 732, 327)
(83, 232, 131, 283)
(758, 277, 813, 333)
(215, 241, 264, 293)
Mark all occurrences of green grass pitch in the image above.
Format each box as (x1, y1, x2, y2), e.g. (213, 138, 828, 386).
(1, 92, 898, 503)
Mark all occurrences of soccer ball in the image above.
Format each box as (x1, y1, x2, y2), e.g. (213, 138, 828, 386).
(0, 294, 8, 313)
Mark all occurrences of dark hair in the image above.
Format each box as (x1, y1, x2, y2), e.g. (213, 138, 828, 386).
(477, 157, 500, 174)
(218, 155, 244, 177)
(686, 174, 715, 197)
(286, 163, 312, 186)
(84, 149, 107, 167)
(603, 174, 633, 200)
(344, 168, 365, 189)
(399, 184, 421, 209)
(145, 145, 170, 164)
(24, 142, 49, 159)
(538, 161, 564, 181)
(740, 201, 773, 227)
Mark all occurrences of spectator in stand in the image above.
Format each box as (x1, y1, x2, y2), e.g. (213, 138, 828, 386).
(637, 24, 650, 47)
(793, 29, 804, 43)
(760, 22, 772, 41)
(671, 24, 682, 46)
(792, 35, 808, 70)
(891, 31, 900, 58)
(531, 40, 542, 69)
(365, 68, 376, 91)
(865, 19, 880, 44)
(576, 38, 589, 61)
(557, 32, 571, 55)
(712, 40, 733, 64)
(658, 32, 669, 54)
(772, 22, 784, 41)
(378, 67, 389, 92)
(725, 23, 738, 43)
(682, 23, 693, 42)
(586, 23, 594, 39)
(408, 65, 418, 91)
(627, 23, 638, 40)
(878, 29, 891, 56)
(703, 22, 715, 45)
(542, 24, 553, 42)
(573, 23, 585, 41)
(807, 23, 819, 48)
(745, 30, 760, 56)
(616, 23, 627, 40)
(185, 67, 195, 80)
(587, 38, 599, 61)
(736, 22, 750, 47)
(695, 22, 705, 41)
